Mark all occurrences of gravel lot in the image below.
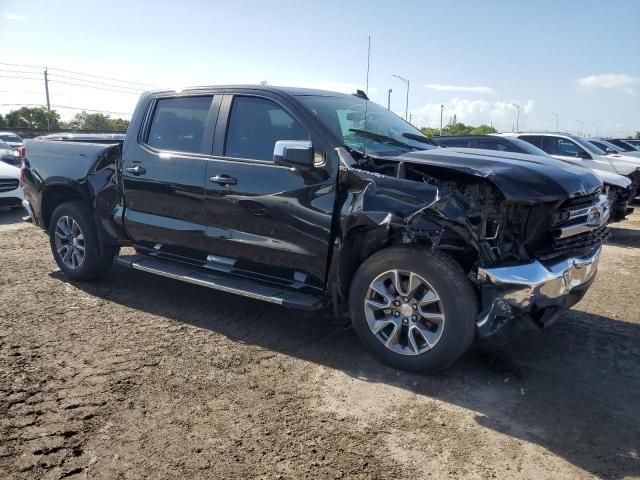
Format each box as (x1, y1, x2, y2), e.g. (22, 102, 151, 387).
(1, 205, 640, 480)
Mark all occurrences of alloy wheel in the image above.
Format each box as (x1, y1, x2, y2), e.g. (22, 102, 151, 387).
(54, 216, 86, 270)
(363, 269, 446, 355)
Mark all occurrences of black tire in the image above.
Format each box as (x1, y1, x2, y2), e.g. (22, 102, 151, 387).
(349, 246, 478, 373)
(48, 201, 118, 281)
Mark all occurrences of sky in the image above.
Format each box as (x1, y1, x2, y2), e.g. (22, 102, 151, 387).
(1, 0, 639, 136)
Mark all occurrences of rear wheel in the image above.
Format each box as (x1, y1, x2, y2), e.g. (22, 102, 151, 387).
(349, 247, 478, 373)
(48, 201, 117, 281)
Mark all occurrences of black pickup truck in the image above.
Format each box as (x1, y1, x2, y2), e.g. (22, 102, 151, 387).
(22, 86, 609, 372)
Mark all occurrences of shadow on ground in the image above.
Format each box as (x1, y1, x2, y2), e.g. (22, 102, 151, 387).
(608, 226, 640, 248)
(56, 267, 640, 479)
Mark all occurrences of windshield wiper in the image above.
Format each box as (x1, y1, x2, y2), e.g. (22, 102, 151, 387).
(349, 129, 420, 151)
(401, 132, 438, 146)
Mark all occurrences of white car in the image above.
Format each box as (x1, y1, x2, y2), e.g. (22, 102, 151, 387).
(0, 139, 20, 167)
(500, 132, 640, 196)
(0, 161, 23, 209)
(589, 138, 640, 158)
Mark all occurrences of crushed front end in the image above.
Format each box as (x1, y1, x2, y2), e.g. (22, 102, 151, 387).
(474, 190, 609, 342)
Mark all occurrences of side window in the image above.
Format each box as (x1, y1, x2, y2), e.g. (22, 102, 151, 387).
(519, 135, 544, 149)
(545, 137, 585, 157)
(478, 141, 509, 152)
(225, 96, 309, 161)
(442, 140, 470, 148)
(147, 96, 213, 154)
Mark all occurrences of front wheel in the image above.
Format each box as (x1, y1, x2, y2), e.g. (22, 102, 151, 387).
(349, 247, 478, 373)
(48, 201, 117, 281)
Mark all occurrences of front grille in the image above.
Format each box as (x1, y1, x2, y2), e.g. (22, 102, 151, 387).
(559, 189, 601, 211)
(535, 190, 609, 260)
(0, 178, 19, 192)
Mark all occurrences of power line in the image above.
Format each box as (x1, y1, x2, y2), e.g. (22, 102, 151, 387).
(52, 105, 132, 116)
(47, 73, 145, 92)
(0, 74, 41, 81)
(0, 62, 43, 70)
(0, 62, 153, 88)
(48, 79, 142, 95)
(48, 67, 156, 88)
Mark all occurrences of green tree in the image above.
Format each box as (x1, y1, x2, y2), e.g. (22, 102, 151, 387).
(64, 111, 129, 132)
(635, 131, 640, 139)
(469, 124, 498, 135)
(5, 106, 61, 129)
(420, 122, 497, 137)
(0, 113, 5, 128)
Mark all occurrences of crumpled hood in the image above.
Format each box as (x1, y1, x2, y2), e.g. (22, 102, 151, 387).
(397, 148, 602, 202)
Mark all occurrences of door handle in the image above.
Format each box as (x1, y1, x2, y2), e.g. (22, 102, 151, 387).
(126, 165, 146, 175)
(210, 175, 237, 186)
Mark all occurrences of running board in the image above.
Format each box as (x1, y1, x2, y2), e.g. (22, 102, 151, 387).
(115, 254, 324, 311)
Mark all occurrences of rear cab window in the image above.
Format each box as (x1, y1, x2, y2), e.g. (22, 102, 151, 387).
(146, 96, 213, 154)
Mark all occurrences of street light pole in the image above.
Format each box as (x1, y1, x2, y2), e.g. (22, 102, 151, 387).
(551, 112, 558, 132)
(440, 104, 444, 135)
(510, 102, 520, 131)
(392, 74, 409, 121)
(576, 120, 584, 136)
(387, 88, 392, 110)
(44, 67, 51, 132)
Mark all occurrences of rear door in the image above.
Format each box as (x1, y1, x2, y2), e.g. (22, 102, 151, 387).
(202, 92, 337, 289)
(122, 94, 218, 256)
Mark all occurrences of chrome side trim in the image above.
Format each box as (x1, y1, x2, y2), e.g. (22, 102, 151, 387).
(130, 261, 285, 305)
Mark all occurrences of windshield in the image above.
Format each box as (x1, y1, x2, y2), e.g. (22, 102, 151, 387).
(510, 138, 550, 156)
(0, 134, 22, 143)
(570, 135, 606, 155)
(298, 95, 438, 156)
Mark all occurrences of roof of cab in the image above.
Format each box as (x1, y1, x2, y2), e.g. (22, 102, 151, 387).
(148, 85, 355, 98)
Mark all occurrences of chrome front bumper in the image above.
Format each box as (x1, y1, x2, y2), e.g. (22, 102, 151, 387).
(475, 246, 602, 337)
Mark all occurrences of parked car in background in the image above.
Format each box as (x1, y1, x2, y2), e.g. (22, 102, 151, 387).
(0, 140, 20, 167)
(589, 138, 640, 157)
(0, 161, 23, 209)
(606, 138, 640, 153)
(501, 132, 640, 195)
(0, 132, 24, 150)
(22, 85, 609, 373)
(437, 134, 634, 221)
(435, 134, 550, 156)
(620, 139, 640, 149)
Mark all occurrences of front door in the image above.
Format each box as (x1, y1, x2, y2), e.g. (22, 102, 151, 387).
(122, 94, 218, 256)
(203, 94, 337, 289)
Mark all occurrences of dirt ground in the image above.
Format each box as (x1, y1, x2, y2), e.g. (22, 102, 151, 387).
(1, 205, 640, 480)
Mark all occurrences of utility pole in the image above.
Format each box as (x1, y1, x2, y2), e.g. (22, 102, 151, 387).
(440, 104, 444, 135)
(409, 113, 413, 125)
(392, 74, 409, 121)
(551, 112, 558, 132)
(387, 89, 392, 110)
(44, 67, 51, 132)
(576, 120, 584, 136)
(510, 102, 520, 131)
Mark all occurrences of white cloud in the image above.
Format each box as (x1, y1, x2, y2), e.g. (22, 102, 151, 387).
(410, 97, 535, 131)
(4, 13, 28, 21)
(577, 74, 639, 94)
(424, 84, 495, 94)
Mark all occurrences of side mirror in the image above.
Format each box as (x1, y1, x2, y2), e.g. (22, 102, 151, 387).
(273, 140, 314, 170)
(605, 147, 619, 154)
